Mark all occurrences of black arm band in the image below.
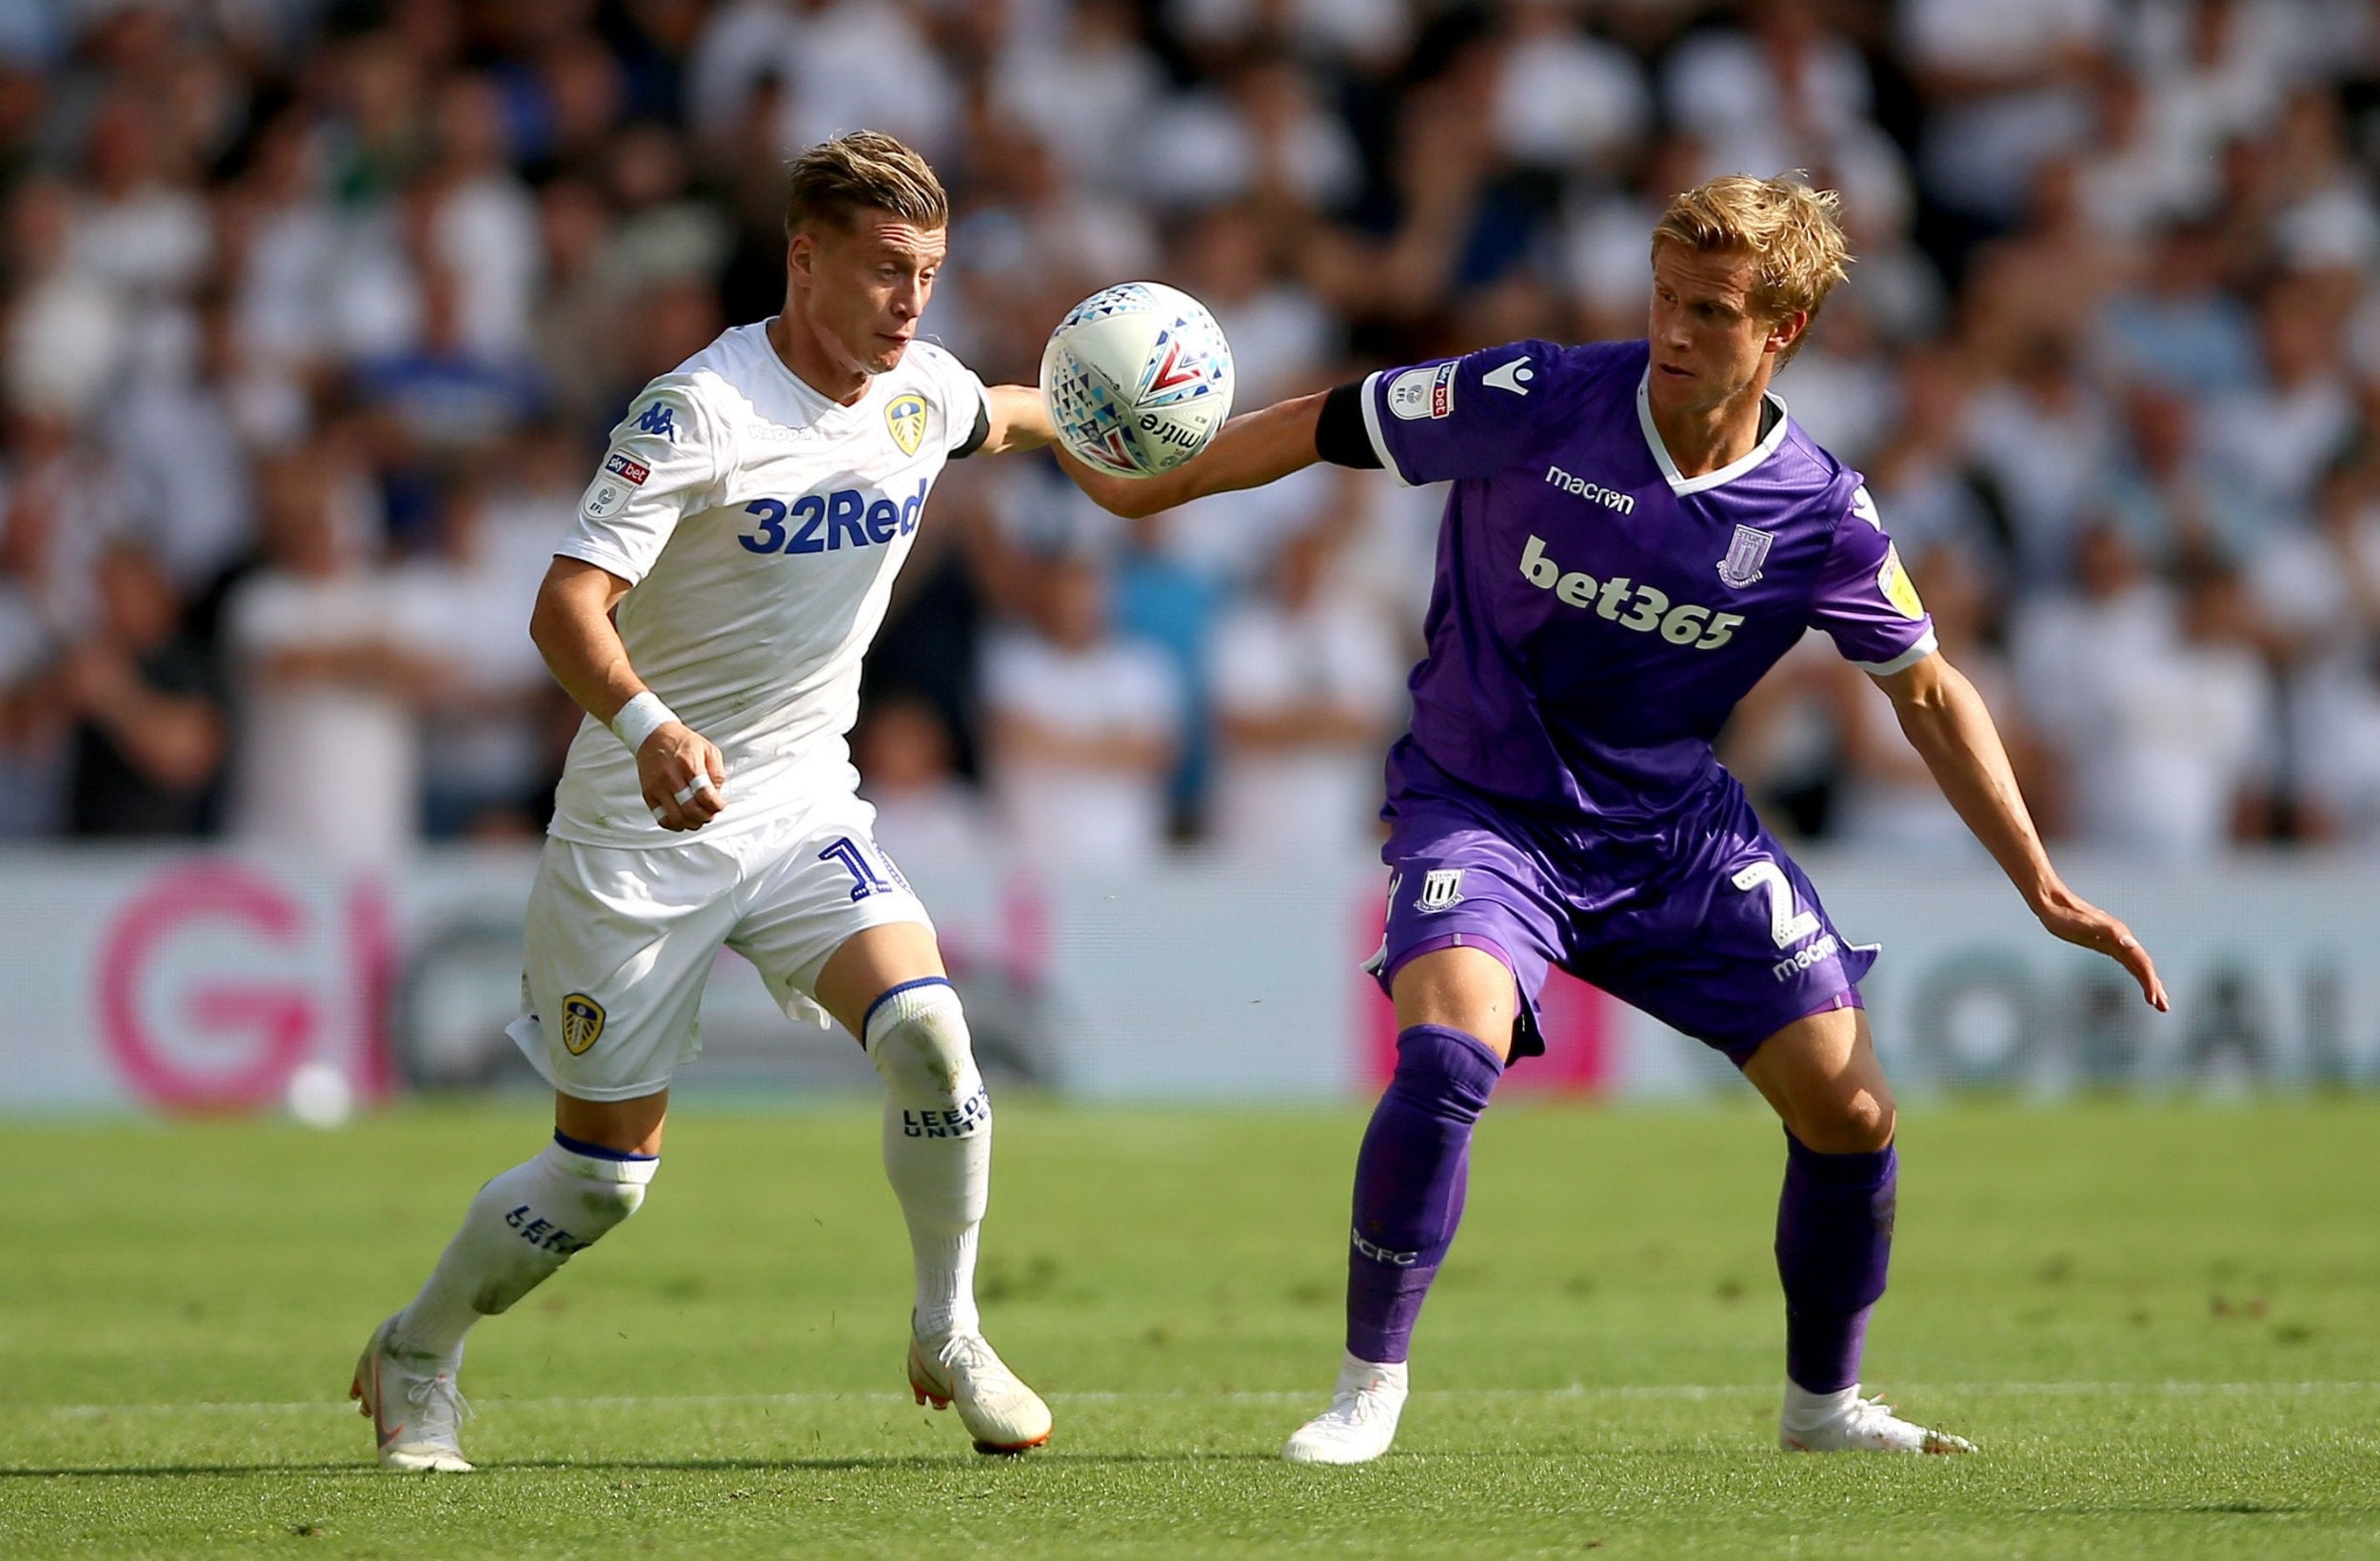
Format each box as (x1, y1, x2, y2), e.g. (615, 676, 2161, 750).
(1315, 379, 1380, 469)
(949, 400, 991, 460)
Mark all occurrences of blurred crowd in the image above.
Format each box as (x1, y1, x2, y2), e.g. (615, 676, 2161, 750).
(6, 0, 2380, 870)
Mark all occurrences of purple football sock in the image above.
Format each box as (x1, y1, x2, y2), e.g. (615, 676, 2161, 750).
(1775, 1132, 1895, 1394)
(1344, 1024, 1504, 1364)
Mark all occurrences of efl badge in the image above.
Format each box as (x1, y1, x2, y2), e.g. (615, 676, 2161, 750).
(1717, 525, 1774, 588)
(886, 392, 926, 457)
(1416, 868, 1466, 912)
(1387, 362, 1458, 421)
(581, 474, 629, 521)
(1877, 543, 1926, 619)
(561, 994, 606, 1057)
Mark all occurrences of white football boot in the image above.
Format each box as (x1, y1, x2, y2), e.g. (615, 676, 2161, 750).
(350, 1315, 475, 1472)
(1780, 1391, 1975, 1454)
(1282, 1353, 1410, 1465)
(906, 1326, 1052, 1454)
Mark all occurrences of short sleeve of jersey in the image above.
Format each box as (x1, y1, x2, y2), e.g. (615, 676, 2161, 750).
(1359, 339, 1571, 485)
(1808, 484, 1938, 674)
(916, 343, 993, 459)
(556, 379, 731, 586)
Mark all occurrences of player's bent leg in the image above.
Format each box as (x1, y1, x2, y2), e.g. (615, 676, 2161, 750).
(1741, 1010, 1972, 1454)
(1739, 1004, 1894, 1156)
(1285, 945, 1514, 1466)
(814, 923, 1050, 1455)
(351, 1092, 663, 1471)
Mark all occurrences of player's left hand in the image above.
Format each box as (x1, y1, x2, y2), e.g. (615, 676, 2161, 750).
(638, 721, 726, 832)
(2034, 887, 2169, 1011)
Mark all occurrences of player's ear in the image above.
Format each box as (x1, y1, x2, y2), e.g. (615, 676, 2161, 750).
(1766, 308, 1810, 358)
(785, 227, 817, 287)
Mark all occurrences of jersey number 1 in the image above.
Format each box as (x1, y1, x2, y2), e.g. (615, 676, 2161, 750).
(820, 837, 902, 901)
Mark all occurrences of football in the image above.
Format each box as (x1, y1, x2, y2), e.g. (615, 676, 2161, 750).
(1040, 281, 1235, 479)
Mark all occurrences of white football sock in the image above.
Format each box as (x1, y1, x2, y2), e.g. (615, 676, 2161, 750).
(864, 979, 989, 1339)
(1781, 1380, 1860, 1432)
(387, 1136, 656, 1360)
(1340, 1350, 1409, 1392)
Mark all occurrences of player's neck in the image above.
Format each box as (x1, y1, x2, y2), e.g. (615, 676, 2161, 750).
(767, 310, 870, 405)
(1646, 375, 1773, 479)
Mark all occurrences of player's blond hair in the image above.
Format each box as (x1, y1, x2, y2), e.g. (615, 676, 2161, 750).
(1652, 174, 1851, 363)
(783, 130, 948, 238)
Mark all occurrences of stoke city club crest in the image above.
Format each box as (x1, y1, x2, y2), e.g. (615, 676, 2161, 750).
(1717, 525, 1774, 588)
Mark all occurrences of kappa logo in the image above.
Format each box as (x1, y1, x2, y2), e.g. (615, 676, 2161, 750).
(1482, 357, 1535, 395)
(1718, 524, 1775, 588)
(1416, 868, 1466, 912)
(560, 994, 605, 1056)
(885, 391, 926, 457)
(633, 402, 677, 440)
(1387, 362, 1458, 421)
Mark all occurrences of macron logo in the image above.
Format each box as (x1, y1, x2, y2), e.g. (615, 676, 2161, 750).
(1483, 358, 1535, 395)
(1772, 933, 1841, 982)
(1545, 464, 1635, 513)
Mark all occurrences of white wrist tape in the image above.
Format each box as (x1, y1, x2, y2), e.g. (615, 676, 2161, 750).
(610, 691, 677, 754)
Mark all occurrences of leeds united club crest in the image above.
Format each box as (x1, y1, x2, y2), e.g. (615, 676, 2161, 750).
(885, 392, 926, 457)
(561, 994, 606, 1056)
(1717, 524, 1774, 588)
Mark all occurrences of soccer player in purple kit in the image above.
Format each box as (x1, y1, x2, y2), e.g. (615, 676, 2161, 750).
(1062, 175, 2171, 1462)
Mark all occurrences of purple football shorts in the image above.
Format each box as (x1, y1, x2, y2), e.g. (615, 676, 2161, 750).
(1371, 771, 1874, 1068)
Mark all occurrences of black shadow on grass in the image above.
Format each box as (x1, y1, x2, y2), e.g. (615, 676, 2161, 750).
(0, 1450, 1285, 1478)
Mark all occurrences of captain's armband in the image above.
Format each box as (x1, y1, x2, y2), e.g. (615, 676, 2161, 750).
(1315, 381, 1381, 470)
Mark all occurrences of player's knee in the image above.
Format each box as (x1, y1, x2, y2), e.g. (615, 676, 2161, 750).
(1793, 1091, 1895, 1156)
(1390, 1024, 1504, 1125)
(542, 1139, 656, 1235)
(863, 978, 985, 1118)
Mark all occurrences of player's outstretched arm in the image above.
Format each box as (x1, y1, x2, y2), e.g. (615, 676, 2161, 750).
(1874, 650, 2170, 1011)
(529, 557, 726, 832)
(977, 384, 1056, 456)
(1059, 392, 1328, 519)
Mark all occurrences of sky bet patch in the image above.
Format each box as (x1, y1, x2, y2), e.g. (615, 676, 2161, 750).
(605, 451, 650, 485)
(1387, 361, 1458, 421)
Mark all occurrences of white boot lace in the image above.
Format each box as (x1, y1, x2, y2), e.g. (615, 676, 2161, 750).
(405, 1372, 474, 1440)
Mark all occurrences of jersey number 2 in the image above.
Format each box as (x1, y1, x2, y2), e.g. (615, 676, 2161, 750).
(1732, 860, 1820, 950)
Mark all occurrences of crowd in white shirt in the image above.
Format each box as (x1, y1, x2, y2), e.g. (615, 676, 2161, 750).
(4, 0, 2380, 868)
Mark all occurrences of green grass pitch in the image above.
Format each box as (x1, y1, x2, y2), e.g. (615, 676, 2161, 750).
(6, 1097, 2376, 1557)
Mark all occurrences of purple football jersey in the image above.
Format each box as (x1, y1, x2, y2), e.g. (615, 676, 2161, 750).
(1362, 338, 1935, 834)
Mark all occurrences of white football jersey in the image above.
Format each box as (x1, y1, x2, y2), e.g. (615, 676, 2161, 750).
(547, 321, 992, 848)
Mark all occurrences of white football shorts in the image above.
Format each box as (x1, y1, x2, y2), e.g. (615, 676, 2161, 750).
(508, 802, 933, 1101)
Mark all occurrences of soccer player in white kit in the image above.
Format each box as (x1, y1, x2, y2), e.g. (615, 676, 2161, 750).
(350, 132, 1060, 1468)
